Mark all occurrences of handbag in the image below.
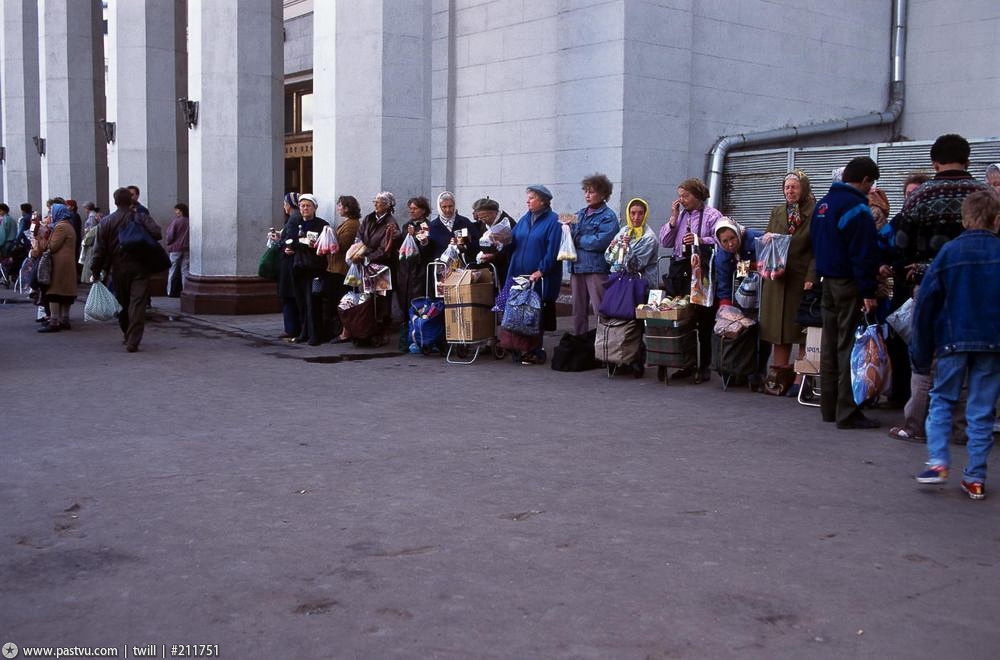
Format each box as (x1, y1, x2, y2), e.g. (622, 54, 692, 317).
(36, 250, 53, 285)
(662, 257, 691, 297)
(734, 271, 760, 311)
(599, 270, 649, 320)
(257, 243, 281, 280)
(886, 297, 914, 344)
(795, 282, 823, 328)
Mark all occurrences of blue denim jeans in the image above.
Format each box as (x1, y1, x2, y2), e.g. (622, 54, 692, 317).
(925, 352, 1000, 482)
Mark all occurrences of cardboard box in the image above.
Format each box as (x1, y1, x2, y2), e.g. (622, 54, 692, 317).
(636, 305, 693, 321)
(444, 305, 494, 341)
(795, 326, 822, 374)
(440, 269, 494, 306)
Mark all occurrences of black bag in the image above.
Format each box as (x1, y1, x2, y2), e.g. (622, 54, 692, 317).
(551, 329, 599, 372)
(118, 213, 171, 273)
(36, 250, 53, 285)
(795, 282, 823, 328)
(661, 257, 691, 297)
(293, 246, 326, 273)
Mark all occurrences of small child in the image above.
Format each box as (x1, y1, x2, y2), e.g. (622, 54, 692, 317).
(911, 190, 1000, 499)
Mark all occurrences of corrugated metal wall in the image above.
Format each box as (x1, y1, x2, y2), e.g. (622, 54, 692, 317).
(722, 139, 1000, 229)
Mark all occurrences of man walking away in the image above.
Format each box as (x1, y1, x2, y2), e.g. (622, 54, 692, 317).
(90, 187, 163, 352)
(811, 156, 882, 429)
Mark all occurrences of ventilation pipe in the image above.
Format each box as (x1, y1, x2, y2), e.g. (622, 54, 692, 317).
(706, 0, 907, 205)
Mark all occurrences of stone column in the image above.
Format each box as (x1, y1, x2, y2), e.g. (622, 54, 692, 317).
(312, 0, 431, 207)
(182, 0, 283, 314)
(1, 0, 42, 208)
(107, 0, 184, 225)
(36, 0, 105, 204)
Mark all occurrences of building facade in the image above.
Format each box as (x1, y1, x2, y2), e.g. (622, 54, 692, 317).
(1, 0, 997, 312)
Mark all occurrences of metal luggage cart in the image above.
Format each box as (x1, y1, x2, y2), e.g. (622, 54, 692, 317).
(442, 263, 505, 365)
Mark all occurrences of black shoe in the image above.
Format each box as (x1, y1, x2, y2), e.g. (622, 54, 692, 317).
(290, 336, 308, 344)
(631, 362, 645, 379)
(37, 323, 60, 333)
(837, 414, 881, 430)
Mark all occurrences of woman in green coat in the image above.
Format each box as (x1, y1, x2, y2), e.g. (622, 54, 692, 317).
(760, 170, 816, 394)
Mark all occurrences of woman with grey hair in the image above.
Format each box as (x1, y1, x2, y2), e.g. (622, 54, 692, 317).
(986, 163, 1000, 195)
(351, 191, 400, 344)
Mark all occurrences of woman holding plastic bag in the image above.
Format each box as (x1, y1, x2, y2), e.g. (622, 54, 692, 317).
(605, 198, 659, 289)
(340, 191, 399, 345)
(499, 185, 563, 364)
(471, 197, 516, 285)
(567, 173, 619, 337)
(284, 194, 331, 345)
(759, 170, 817, 395)
(325, 195, 361, 343)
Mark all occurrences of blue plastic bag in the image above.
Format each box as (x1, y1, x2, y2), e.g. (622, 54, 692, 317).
(851, 320, 892, 405)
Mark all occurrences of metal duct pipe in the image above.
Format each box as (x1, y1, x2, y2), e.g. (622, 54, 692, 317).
(706, 0, 907, 205)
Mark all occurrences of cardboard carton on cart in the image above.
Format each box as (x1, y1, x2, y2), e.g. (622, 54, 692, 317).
(439, 269, 494, 342)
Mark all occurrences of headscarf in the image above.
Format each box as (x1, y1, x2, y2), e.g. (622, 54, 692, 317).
(437, 191, 456, 231)
(51, 203, 72, 223)
(713, 216, 745, 251)
(283, 192, 299, 209)
(783, 170, 814, 235)
(624, 198, 649, 243)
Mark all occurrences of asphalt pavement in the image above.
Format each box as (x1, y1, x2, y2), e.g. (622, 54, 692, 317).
(1, 290, 997, 659)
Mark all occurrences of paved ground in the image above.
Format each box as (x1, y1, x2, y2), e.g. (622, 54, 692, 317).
(1, 290, 997, 659)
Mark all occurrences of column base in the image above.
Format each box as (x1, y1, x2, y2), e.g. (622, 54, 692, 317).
(180, 275, 281, 315)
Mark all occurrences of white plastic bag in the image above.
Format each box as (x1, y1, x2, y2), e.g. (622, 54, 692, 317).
(84, 282, 122, 322)
(398, 233, 419, 260)
(557, 223, 578, 261)
(315, 225, 338, 256)
(344, 261, 364, 288)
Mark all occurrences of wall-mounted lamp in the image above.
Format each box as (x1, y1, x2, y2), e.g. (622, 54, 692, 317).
(99, 119, 116, 144)
(32, 136, 45, 156)
(0, 146, 5, 163)
(177, 97, 199, 129)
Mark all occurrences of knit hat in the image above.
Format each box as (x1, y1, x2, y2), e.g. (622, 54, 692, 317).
(526, 184, 552, 201)
(298, 193, 318, 209)
(473, 197, 499, 212)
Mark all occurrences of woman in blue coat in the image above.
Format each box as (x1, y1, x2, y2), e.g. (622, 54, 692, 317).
(506, 184, 563, 364)
(569, 173, 619, 335)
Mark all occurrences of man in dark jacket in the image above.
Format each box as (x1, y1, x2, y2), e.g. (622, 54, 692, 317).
(811, 156, 882, 429)
(91, 187, 163, 352)
(912, 191, 1000, 499)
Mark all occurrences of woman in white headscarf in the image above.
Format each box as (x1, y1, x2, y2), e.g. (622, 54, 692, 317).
(427, 191, 481, 263)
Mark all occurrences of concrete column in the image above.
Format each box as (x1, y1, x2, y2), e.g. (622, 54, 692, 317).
(36, 0, 105, 204)
(182, 0, 283, 314)
(314, 0, 431, 208)
(107, 0, 184, 225)
(1, 0, 42, 208)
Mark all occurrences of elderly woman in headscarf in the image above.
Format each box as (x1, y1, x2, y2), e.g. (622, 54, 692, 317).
(272, 192, 302, 339)
(760, 169, 816, 395)
(504, 184, 562, 365)
(33, 203, 79, 333)
(427, 191, 480, 263)
(605, 197, 659, 289)
(285, 193, 330, 345)
(351, 191, 400, 344)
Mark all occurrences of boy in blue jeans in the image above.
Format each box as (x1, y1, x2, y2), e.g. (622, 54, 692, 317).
(912, 190, 1000, 499)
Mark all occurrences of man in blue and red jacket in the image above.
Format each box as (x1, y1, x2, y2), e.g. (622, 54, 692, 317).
(811, 156, 882, 430)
